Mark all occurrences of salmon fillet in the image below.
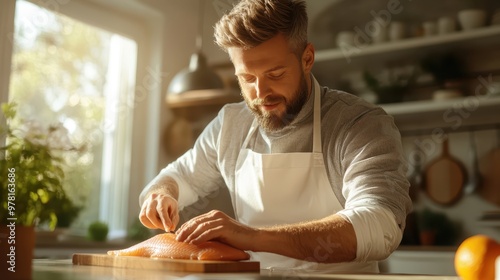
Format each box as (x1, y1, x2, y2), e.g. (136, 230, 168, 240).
(107, 233, 250, 261)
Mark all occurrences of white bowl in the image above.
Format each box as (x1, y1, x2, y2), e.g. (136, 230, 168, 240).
(458, 9, 487, 30)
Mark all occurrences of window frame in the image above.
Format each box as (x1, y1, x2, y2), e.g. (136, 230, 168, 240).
(0, 0, 164, 233)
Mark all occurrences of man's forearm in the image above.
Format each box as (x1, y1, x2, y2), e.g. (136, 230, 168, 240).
(139, 176, 179, 206)
(253, 214, 357, 263)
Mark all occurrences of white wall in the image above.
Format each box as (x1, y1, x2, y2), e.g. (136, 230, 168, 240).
(137, 0, 229, 169)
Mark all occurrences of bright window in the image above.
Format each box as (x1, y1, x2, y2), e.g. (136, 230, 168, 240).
(9, 0, 138, 237)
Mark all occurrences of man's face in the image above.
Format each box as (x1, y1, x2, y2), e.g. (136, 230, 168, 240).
(228, 34, 313, 132)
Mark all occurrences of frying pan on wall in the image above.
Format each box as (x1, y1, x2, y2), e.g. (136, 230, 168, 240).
(425, 137, 467, 205)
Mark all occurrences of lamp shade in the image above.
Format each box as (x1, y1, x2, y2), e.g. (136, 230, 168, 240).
(167, 51, 224, 96)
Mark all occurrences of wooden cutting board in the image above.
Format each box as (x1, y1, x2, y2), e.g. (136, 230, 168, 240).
(425, 138, 466, 205)
(72, 253, 260, 273)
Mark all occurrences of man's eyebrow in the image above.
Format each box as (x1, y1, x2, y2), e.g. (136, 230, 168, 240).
(235, 65, 286, 76)
(264, 65, 286, 73)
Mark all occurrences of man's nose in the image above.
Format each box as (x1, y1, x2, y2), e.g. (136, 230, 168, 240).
(255, 79, 271, 99)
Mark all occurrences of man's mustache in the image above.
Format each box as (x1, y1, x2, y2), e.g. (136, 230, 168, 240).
(252, 95, 284, 106)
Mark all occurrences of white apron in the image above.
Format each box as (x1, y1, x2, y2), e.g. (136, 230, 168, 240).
(233, 78, 378, 273)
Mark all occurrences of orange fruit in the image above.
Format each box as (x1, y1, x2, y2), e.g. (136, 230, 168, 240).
(455, 235, 500, 280)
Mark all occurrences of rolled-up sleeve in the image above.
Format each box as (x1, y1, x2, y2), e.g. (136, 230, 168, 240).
(336, 108, 412, 261)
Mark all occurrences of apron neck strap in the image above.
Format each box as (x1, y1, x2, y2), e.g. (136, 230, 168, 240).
(312, 77, 322, 153)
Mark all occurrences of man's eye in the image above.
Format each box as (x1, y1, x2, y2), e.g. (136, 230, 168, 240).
(269, 72, 284, 79)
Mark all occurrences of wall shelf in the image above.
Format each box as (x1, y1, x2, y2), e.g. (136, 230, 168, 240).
(311, 24, 500, 132)
(313, 25, 500, 74)
(382, 95, 500, 132)
(165, 89, 242, 122)
(316, 25, 500, 61)
(165, 89, 241, 109)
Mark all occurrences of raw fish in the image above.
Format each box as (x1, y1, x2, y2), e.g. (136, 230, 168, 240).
(107, 233, 249, 261)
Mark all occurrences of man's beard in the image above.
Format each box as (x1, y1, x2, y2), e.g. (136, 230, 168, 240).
(244, 73, 309, 132)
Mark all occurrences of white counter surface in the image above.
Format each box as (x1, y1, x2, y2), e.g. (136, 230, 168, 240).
(31, 259, 461, 280)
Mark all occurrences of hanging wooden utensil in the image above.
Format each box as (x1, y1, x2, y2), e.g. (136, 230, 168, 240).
(425, 137, 467, 205)
(479, 129, 500, 206)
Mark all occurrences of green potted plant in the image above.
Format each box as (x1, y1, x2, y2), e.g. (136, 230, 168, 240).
(0, 102, 80, 277)
(362, 69, 414, 104)
(417, 208, 460, 246)
(420, 53, 466, 100)
(87, 221, 109, 242)
(0, 102, 82, 230)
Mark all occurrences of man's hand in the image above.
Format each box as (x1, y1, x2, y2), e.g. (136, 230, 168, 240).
(139, 193, 180, 232)
(175, 210, 258, 251)
(175, 211, 358, 263)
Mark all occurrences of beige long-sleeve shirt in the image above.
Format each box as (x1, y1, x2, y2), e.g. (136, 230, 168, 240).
(143, 77, 412, 262)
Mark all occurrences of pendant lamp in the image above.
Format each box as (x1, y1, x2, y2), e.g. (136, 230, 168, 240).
(166, 0, 225, 106)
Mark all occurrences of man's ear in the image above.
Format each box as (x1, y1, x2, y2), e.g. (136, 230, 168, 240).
(301, 43, 315, 74)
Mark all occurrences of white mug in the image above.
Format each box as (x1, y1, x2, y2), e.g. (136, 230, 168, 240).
(438, 17, 456, 34)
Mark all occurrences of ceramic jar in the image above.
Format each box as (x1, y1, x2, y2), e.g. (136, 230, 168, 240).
(389, 21, 406, 41)
(438, 17, 456, 34)
(422, 21, 437, 36)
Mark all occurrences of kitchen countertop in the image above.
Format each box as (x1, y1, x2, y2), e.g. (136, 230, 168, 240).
(31, 259, 461, 280)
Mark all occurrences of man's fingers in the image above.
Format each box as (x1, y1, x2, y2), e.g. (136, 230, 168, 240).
(139, 218, 153, 229)
(176, 212, 222, 242)
(138, 193, 180, 232)
(144, 200, 165, 230)
(145, 199, 168, 229)
(139, 207, 157, 229)
(175, 215, 207, 241)
(156, 203, 173, 231)
(187, 222, 223, 244)
(155, 195, 180, 231)
(170, 211, 180, 232)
